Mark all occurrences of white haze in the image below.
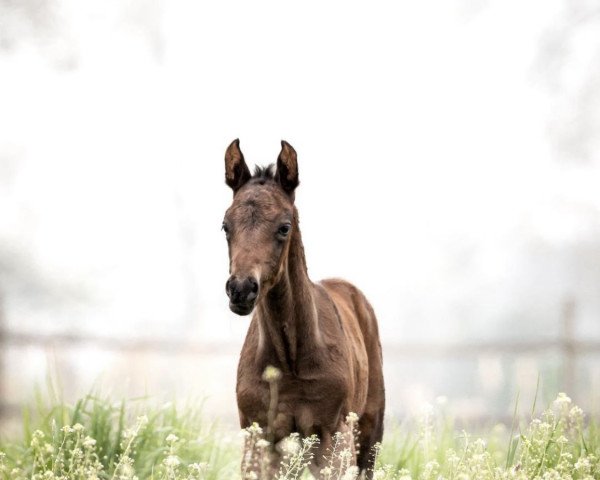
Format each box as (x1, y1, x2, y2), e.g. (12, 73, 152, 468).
(1, 0, 599, 419)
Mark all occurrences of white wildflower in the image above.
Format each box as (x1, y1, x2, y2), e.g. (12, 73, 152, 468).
(397, 468, 412, 480)
(422, 460, 439, 477)
(281, 435, 301, 455)
(554, 392, 571, 407)
(339, 448, 352, 460)
(247, 422, 263, 435)
(256, 439, 270, 448)
(262, 365, 282, 382)
(320, 466, 333, 476)
(73, 423, 84, 432)
(189, 462, 209, 472)
(346, 412, 359, 424)
(570, 405, 584, 423)
(164, 455, 180, 467)
(474, 438, 486, 449)
(342, 465, 360, 479)
(83, 436, 97, 448)
(574, 456, 591, 473)
(30, 430, 45, 447)
(373, 471, 386, 480)
(556, 435, 569, 446)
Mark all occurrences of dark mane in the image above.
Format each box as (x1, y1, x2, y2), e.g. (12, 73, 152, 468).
(252, 164, 276, 181)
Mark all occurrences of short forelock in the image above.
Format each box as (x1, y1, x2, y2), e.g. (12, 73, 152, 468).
(251, 164, 276, 184)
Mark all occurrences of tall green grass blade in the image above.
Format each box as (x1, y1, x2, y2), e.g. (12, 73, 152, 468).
(505, 390, 520, 470)
(531, 374, 541, 418)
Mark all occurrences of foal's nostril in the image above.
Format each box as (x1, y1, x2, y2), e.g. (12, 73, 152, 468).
(244, 277, 259, 302)
(248, 277, 259, 294)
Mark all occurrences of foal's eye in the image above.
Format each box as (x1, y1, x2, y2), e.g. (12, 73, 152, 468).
(222, 223, 229, 235)
(277, 223, 291, 236)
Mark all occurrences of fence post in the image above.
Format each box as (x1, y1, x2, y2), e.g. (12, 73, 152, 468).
(561, 298, 576, 398)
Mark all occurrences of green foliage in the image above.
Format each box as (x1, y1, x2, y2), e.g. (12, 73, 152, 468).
(0, 394, 237, 480)
(0, 393, 598, 479)
(375, 393, 599, 480)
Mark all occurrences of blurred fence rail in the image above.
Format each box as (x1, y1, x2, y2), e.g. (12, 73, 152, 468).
(1, 299, 599, 422)
(2, 331, 600, 356)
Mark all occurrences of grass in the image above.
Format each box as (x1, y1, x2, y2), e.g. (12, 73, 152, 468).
(0, 390, 598, 479)
(0, 391, 239, 480)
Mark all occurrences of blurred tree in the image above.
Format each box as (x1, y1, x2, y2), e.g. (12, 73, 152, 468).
(535, 1, 600, 163)
(0, 0, 164, 67)
(0, 0, 57, 51)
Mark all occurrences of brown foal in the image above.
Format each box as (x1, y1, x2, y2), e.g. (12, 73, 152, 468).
(222, 139, 385, 479)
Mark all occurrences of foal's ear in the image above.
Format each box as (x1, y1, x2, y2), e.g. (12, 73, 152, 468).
(224, 138, 251, 193)
(276, 140, 299, 195)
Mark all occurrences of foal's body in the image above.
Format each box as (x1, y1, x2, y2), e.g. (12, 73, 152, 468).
(223, 140, 385, 479)
(237, 280, 384, 475)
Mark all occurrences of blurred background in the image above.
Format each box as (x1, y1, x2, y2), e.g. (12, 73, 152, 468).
(1, 0, 599, 432)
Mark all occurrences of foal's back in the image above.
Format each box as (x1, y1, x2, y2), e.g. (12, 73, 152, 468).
(318, 278, 386, 471)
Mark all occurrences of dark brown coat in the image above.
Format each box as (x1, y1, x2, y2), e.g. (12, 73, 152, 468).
(222, 139, 385, 479)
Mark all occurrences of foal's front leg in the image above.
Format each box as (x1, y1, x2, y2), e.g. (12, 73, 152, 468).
(307, 422, 357, 479)
(241, 444, 281, 480)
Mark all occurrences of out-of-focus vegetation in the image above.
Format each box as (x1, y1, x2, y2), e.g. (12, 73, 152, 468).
(0, 391, 598, 479)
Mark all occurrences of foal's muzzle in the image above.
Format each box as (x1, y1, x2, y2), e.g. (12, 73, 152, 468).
(226, 275, 259, 316)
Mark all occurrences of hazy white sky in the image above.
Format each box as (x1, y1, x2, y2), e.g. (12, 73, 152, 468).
(1, 0, 599, 347)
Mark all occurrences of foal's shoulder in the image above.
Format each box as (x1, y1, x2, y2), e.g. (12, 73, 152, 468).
(318, 277, 366, 300)
(318, 278, 377, 324)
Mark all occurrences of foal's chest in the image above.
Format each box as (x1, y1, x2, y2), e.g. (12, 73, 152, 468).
(237, 370, 346, 438)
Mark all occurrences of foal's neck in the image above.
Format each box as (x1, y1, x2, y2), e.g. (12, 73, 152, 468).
(256, 211, 321, 374)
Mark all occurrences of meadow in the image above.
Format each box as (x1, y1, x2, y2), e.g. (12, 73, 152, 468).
(0, 388, 598, 480)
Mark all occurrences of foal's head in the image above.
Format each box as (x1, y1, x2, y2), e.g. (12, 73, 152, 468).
(222, 139, 300, 315)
